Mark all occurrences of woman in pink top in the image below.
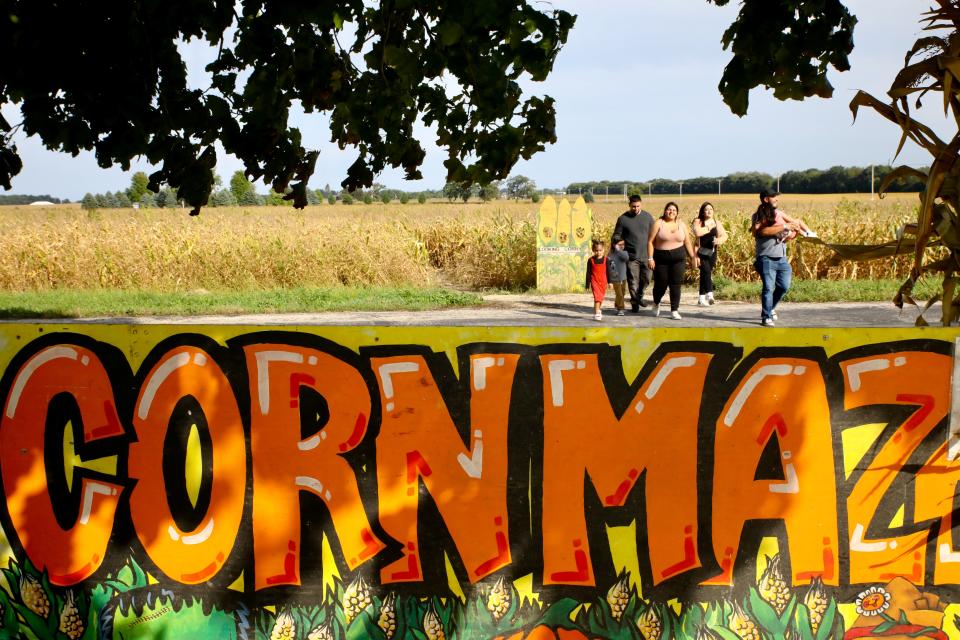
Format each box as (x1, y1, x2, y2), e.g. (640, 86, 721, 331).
(646, 202, 696, 319)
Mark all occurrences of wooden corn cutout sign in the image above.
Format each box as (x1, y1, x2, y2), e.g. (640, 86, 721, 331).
(537, 196, 558, 247)
(536, 196, 593, 291)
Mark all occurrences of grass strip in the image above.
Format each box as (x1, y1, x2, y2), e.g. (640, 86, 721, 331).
(713, 277, 941, 303)
(0, 287, 482, 319)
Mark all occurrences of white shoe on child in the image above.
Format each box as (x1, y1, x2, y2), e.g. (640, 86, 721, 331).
(671, 310, 682, 320)
(653, 304, 660, 317)
(594, 312, 602, 321)
(707, 292, 716, 305)
(697, 295, 709, 306)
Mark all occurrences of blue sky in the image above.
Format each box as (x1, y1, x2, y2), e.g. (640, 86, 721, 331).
(2, 0, 947, 199)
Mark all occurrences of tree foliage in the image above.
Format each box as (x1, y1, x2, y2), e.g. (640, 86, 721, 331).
(0, 0, 574, 213)
(504, 175, 536, 199)
(707, 0, 857, 116)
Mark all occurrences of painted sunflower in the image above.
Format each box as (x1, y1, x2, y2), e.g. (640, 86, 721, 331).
(854, 586, 891, 617)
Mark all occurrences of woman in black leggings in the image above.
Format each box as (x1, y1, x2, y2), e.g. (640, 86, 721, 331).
(692, 202, 728, 306)
(646, 202, 697, 319)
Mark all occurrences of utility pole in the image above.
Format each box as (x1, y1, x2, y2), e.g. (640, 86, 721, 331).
(623, 183, 628, 200)
(777, 174, 781, 192)
(871, 164, 875, 200)
(717, 179, 722, 196)
(679, 181, 684, 197)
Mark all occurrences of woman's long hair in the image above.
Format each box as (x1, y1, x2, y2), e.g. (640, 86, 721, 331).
(661, 201, 680, 220)
(697, 202, 715, 224)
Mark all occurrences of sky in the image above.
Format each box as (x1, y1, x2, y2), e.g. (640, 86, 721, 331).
(2, 0, 950, 200)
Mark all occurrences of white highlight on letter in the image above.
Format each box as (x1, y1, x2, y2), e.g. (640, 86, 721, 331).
(7, 347, 78, 418)
(846, 358, 889, 392)
(79, 482, 117, 525)
(255, 351, 304, 416)
(850, 523, 890, 553)
(139, 352, 191, 420)
(548, 360, 576, 407)
(724, 364, 794, 427)
(378, 361, 421, 413)
(646, 356, 697, 399)
(457, 430, 484, 478)
(473, 357, 496, 391)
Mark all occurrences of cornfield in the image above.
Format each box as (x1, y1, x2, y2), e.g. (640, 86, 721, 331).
(0, 193, 922, 292)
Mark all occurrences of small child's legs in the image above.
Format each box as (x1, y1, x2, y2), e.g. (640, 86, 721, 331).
(612, 281, 626, 310)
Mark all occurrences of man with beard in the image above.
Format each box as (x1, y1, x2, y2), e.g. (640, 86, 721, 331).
(613, 194, 655, 311)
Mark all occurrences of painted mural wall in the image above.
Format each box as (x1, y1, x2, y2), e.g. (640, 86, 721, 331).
(0, 324, 957, 639)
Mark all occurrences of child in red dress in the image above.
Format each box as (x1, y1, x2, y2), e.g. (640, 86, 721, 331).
(585, 239, 608, 321)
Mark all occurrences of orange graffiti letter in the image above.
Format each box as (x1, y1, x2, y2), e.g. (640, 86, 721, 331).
(712, 356, 838, 586)
(372, 352, 517, 584)
(841, 349, 950, 585)
(245, 342, 385, 590)
(540, 351, 713, 587)
(0, 343, 126, 585)
(129, 345, 246, 584)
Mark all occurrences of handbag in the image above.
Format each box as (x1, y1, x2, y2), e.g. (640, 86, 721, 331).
(696, 246, 715, 257)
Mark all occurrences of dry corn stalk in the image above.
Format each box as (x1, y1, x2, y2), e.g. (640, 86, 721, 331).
(847, 0, 960, 325)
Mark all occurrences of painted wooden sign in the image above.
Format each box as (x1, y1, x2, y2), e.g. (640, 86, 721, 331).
(537, 196, 593, 292)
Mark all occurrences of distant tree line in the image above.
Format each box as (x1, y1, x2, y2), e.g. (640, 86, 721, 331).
(0, 194, 67, 205)
(567, 165, 926, 196)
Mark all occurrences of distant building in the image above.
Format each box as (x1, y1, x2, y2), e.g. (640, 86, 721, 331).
(29, 201, 54, 206)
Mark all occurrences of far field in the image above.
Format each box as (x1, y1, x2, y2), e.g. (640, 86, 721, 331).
(0, 192, 932, 314)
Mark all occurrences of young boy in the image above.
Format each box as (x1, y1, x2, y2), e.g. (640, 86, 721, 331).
(607, 235, 629, 316)
(585, 239, 608, 320)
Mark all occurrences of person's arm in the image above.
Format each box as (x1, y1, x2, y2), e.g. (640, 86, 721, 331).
(683, 223, 696, 261)
(585, 260, 592, 290)
(780, 212, 807, 232)
(752, 216, 785, 237)
(613, 216, 625, 242)
(692, 219, 711, 237)
(646, 221, 660, 267)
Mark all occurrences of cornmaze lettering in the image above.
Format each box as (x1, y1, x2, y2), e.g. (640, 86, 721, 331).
(0, 332, 955, 597)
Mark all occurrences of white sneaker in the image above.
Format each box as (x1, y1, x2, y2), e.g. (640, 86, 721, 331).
(653, 304, 660, 317)
(707, 293, 716, 305)
(762, 317, 775, 327)
(594, 312, 602, 321)
(697, 295, 709, 306)
(616, 309, 625, 316)
(671, 310, 682, 320)
(771, 310, 779, 320)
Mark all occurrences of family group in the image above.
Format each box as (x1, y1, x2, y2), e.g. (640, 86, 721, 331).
(584, 190, 811, 325)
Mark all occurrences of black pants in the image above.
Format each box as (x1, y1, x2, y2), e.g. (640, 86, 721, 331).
(653, 247, 686, 311)
(698, 251, 717, 295)
(627, 257, 651, 308)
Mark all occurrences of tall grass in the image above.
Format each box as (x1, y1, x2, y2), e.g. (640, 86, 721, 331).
(0, 193, 923, 292)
